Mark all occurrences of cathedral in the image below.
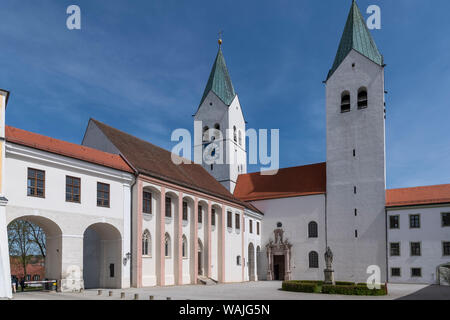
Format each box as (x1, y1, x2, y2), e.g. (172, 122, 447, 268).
(0, 1, 449, 298)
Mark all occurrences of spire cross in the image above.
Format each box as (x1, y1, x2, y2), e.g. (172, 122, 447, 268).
(218, 30, 223, 47)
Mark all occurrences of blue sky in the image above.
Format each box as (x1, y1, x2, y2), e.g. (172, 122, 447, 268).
(1, 0, 449, 189)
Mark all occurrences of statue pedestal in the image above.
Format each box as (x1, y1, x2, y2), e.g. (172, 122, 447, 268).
(324, 269, 335, 285)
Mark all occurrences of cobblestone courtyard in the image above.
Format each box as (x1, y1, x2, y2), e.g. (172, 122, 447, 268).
(5, 281, 450, 300)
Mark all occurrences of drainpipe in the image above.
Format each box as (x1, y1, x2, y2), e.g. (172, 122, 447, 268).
(119, 153, 138, 288)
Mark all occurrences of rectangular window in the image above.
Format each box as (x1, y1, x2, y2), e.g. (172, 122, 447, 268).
(443, 242, 450, 256)
(390, 242, 400, 256)
(198, 205, 203, 223)
(182, 201, 188, 221)
(211, 208, 216, 226)
(355, 229, 358, 238)
(249, 220, 253, 234)
(410, 242, 421, 256)
(27, 168, 45, 198)
(354, 208, 357, 216)
(257, 222, 260, 235)
(143, 191, 152, 214)
(389, 215, 399, 229)
(409, 214, 420, 228)
(411, 268, 422, 277)
(165, 197, 171, 217)
(97, 182, 110, 207)
(354, 186, 357, 194)
(442, 213, 450, 227)
(66, 176, 80, 203)
(235, 214, 240, 230)
(391, 268, 401, 277)
(227, 211, 232, 228)
(109, 264, 115, 278)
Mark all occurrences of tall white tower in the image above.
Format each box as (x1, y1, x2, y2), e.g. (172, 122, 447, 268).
(325, 1, 387, 283)
(194, 40, 247, 193)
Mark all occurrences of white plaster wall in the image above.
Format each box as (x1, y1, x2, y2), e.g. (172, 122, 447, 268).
(387, 206, 450, 284)
(243, 210, 262, 281)
(224, 207, 244, 282)
(251, 194, 326, 281)
(326, 50, 387, 283)
(4, 142, 133, 291)
(141, 191, 158, 287)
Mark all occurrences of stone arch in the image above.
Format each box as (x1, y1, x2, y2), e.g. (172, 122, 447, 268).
(83, 223, 122, 289)
(7, 215, 63, 286)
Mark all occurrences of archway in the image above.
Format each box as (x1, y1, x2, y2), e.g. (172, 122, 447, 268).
(437, 263, 450, 286)
(7, 216, 63, 291)
(198, 239, 204, 276)
(248, 243, 255, 281)
(83, 223, 122, 289)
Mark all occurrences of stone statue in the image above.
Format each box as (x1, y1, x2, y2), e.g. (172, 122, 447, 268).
(274, 228, 284, 244)
(324, 246, 333, 269)
(323, 246, 335, 285)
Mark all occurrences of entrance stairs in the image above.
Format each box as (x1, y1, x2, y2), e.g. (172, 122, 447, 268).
(197, 276, 218, 285)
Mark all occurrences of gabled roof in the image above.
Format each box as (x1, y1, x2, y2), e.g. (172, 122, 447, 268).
(199, 48, 236, 107)
(89, 119, 260, 212)
(386, 184, 450, 208)
(5, 126, 133, 173)
(234, 162, 327, 201)
(327, 0, 383, 80)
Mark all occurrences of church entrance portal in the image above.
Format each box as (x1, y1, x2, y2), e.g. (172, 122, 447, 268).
(265, 223, 292, 281)
(273, 255, 285, 280)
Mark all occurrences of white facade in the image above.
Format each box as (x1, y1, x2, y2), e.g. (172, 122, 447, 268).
(4, 141, 133, 292)
(251, 195, 325, 281)
(387, 205, 450, 285)
(194, 86, 247, 194)
(326, 50, 387, 283)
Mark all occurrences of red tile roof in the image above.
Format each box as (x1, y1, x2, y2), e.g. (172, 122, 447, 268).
(234, 162, 327, 201)
(90, 119, 261, 213)
(386, 184, 450, 208)
(6, 126, 133, 173)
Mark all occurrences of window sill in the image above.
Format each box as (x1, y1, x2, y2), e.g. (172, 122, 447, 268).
(66, 200, 81, 204)
(27, 195, 45, 199)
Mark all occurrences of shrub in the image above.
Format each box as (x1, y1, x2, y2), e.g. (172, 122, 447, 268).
(282, 281, 319, 293)
(335, 281, 355, 286)
(322, 284, 387, 296)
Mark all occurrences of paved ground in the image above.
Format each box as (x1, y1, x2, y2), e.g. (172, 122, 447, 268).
(6, 281, 450, 300)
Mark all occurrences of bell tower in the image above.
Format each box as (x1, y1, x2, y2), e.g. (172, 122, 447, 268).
(194, 39, 246, 193)
(325, 1, 387, 283)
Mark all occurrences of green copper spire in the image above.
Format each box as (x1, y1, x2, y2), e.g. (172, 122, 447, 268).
(199, 47, 236, 106)
(327, 0, 383, 80)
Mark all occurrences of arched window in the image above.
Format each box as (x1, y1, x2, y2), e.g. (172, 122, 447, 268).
(309, 251, 319, 268)
(233, 126, 237, 142)
(164, 233, 171, 257)
(341, 91, 351, 113)
(238, 130, 242, 146)
(358, 87, 368, 109)
(142, 230, 151, 256)
(182, 235, 188, 258)
(308, 221, 318, 238)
